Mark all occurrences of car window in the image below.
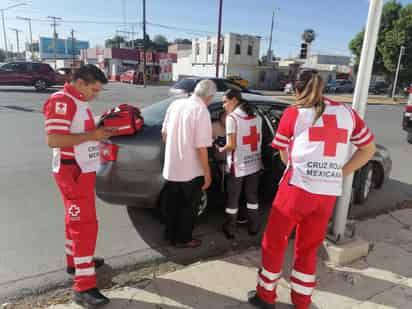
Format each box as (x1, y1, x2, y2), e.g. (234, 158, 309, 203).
(223, 80, 242, 91)
(174, 79, 197, 91)
(1, 63, 14, 71)
(141, 97, 176, 126)
(2, 63, 27, 72)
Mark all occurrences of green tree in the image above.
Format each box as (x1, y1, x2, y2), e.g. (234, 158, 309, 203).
(349, 1, 412, 85)
(0, 49, 6, 62)
(153, 35, 168, 46)
(174, 38, 192, 44)
(105, 35, 125, 48)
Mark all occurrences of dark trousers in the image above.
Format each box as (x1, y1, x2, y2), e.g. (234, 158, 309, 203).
(164, 176, 203, 244)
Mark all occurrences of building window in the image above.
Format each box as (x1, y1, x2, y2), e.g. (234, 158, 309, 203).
(207, 42, 212, 55)
(195, 43, 200, 55)
(235, 43, 241, 55)
(221, 43, 224, 54)
(248, 45, 253, 56)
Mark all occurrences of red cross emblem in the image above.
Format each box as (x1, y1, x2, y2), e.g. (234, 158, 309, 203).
(242, 126, 260, 152)
(68, 205, 80, 217)
(309, 114, 348, 157)
(55, 102, 67, 115)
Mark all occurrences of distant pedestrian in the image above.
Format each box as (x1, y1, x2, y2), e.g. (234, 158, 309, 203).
(218, 89, 263, 239)
(161, 79, 216, 248)
(248, 69, 376, 309)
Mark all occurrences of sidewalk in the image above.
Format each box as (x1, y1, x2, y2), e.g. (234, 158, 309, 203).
(41, 208, 412, 308)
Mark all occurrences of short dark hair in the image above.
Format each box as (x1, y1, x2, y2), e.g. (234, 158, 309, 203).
(72, 64, 108, 84)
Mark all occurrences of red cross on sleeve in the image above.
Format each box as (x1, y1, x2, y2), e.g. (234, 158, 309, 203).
(43, 95, 77, 135)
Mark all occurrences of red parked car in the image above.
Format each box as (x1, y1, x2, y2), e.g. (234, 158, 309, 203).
(402, 84, 412, 143)
(0, 62, 65, 91)
(120, 70, 142, 84)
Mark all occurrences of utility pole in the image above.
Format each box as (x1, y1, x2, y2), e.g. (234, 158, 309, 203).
(16, 16, 33, 60)
(71, 29, 76, 68)
(216, 0, 223, 78)
(142, 0, 147, 87)
(267, 8, 280, 64)
(331, 0, 384, 242)
(47, 16, 62, 69)
(9, 28, 22, 58)
(1, 3, 27, 62)
(392, 45, 405, 99)
(131, 24, 135, 49)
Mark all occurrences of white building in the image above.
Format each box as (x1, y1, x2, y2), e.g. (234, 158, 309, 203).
(302, 53, 352, 81)
(173, 33, 261, 87)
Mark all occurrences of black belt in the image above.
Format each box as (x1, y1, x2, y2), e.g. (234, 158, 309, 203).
(61, 159, 77, 165)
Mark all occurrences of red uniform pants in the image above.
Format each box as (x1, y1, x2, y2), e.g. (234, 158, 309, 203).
(256, 173, 336, 309)
(54, 164, 98, 292)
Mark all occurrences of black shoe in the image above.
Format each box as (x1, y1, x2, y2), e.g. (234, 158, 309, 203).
(73, 288, 110, 308)
(67, 257, 105, 275)
(236, 216, 248, 225)
(222, 224, 235, 240)
(248, 290, 275, 309)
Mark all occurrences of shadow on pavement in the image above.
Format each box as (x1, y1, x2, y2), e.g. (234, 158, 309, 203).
(349, 178, 412, 219)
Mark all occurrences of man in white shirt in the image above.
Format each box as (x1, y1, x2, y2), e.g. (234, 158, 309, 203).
(162, 79, 216, 248)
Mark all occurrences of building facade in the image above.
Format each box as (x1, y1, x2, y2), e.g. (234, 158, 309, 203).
(173, 33, 262, 87)
(80, 48, 177, 82)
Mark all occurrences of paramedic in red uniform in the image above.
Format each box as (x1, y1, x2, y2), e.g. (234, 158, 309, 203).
(248, 70, 376, 309)
(218, 89, 262, 239)
(43, 65, 115, 307)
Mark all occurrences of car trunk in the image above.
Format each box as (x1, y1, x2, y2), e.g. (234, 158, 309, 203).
(96, 125, 165, 207)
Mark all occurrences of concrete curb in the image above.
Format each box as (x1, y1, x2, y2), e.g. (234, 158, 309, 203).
(0, 229, 260, 303)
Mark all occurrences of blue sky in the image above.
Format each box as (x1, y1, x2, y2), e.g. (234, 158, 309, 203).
(2, 0, 411, 58)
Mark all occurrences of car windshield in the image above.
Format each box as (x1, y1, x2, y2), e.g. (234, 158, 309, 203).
(141, 97, 176, 126)
(173, 79, 197, 90)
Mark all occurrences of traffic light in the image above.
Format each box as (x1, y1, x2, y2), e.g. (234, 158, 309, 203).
(300, 43, 308, 59)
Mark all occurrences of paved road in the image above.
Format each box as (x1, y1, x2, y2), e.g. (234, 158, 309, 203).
(0, 83, 410, 300)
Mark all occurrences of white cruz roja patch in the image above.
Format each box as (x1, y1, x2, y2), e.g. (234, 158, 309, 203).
(68, 204, 80, 217)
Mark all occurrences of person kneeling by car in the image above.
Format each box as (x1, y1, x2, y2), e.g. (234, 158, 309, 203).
(218, 89, 263, 239)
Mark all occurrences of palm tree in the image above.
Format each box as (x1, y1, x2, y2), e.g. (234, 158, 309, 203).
(302, 29, 316, 44)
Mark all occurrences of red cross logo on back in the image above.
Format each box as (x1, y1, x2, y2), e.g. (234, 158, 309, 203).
(242, 126, 260, 152)
(308, 114, 348, 157)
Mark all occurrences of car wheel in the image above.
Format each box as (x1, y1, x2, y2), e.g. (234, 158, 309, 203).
(353, 162, 373, 204)
(196, 190, 208, 217)
(34, 79, 48, 91)
(407, 132, 412, 144)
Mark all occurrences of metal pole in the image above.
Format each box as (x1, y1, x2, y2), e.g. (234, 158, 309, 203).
(331, 0, 384, 242)
(267, 10, 274, 64)
(392, 45, 405, 99)
(216, 0, 223, 78)
(28, 19, 33, 60)
(16, 17, 33, 60)
(1, 10, 8, 61)
(71, 29, 75, 68)
(9, 28, 22, 56)
(131, 24, 135, 49)
(143, 0, 147, 87)
(48, 16, 61, 69)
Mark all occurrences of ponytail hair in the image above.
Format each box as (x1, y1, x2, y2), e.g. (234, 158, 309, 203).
(294, 69, 325, 124)
(224, 89, 255, 116)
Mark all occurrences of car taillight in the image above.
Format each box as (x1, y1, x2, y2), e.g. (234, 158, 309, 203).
(100, 142, 118, 163)
(405, 105, 412, 113)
